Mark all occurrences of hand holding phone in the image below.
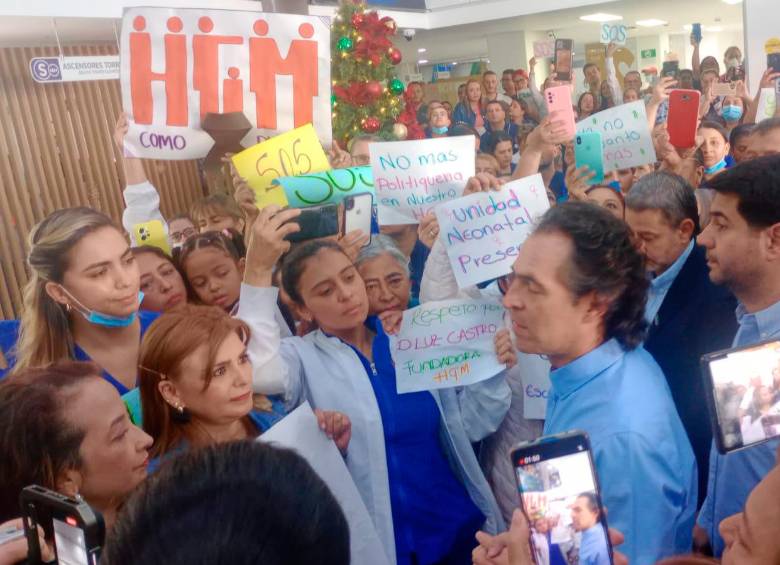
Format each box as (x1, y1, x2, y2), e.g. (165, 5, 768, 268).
(545, 85, 576, 140)
(574, 133, 605, 185)
(285, 203, 340, 243)
(342, 193, 373, 247)
(511, 431, 614, 565)
(661, 60, 680, 80)
(554, 39, 574, 82)
(667, 89, 701, 148)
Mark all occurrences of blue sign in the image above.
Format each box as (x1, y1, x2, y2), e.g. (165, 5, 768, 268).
(29, 58, 62, 83)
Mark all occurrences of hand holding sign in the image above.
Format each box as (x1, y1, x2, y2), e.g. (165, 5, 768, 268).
(576, 101, 656, 171)
(231, 124, 331, 208)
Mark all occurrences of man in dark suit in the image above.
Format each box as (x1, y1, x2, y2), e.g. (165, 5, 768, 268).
(625, 171, 738, 506)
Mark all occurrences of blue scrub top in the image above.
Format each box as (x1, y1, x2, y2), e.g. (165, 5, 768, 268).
(345, 317, 484, 565)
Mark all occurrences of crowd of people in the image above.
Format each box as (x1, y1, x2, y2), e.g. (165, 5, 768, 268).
(1, 30, 780, 565)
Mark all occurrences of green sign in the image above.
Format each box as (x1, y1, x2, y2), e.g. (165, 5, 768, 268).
(641, 48, 657, 59)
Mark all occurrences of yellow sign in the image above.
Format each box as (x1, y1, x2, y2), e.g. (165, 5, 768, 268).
(231, 124, 331, 208)
(133, 220, 171, 256)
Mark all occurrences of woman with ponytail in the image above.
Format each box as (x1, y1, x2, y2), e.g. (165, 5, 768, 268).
(11, 207, 157, 394)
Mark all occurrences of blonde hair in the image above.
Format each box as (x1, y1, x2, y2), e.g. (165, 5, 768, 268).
(190, 193, 244, 228)
(13, 207, 117, 373)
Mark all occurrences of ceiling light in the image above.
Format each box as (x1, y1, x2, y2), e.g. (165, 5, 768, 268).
(418, 59, 428, 64)
(417, 47, 427, 53)
(722, 0, 742, 4)
(579, 13, 622, 23)
(636, 19, 667, 27)
(682, 24, 692, 31)
(452, 62, 458, 65)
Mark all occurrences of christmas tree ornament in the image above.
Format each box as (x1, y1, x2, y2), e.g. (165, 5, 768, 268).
(362, 116, 381, 133)
(388, 48, 402, 65)
(337, 36, 353, 51)
(351, 12, 365, 28)
(392, 122, 408, 140)
(389, 78, 405, 95)
(365, 81, 382, 99)
(381, 17, 397, 34)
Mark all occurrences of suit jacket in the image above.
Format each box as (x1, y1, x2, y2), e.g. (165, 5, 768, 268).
(644, 243, 738, 506)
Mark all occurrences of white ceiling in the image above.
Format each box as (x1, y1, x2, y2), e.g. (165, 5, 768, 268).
(399, 0, 743, 66)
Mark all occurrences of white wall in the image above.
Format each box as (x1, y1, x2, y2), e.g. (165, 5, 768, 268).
(744, 0, 780, 94)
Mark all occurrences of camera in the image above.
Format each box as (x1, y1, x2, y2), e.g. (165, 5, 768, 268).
(402, 28, 416, 42)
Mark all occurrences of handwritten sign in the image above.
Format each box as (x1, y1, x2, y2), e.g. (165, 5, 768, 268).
(435, 175, 549, 289)
(757, 88, 777, 122)
(231, 124, 331, 207)
(519, 353, 552, 420)
(576, 101, 656, 171)
(132, 220, 171, 255)
(600, 23, 628, 45)
(120, 7, 331, 160)
(259, 403, 391, 565)
(392, 298, 506, 394)
(370, 136, 474, 225)
(273, 166, 374, 207)
(533, 40, 555, 59)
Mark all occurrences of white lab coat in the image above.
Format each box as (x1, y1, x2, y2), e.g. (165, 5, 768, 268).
(238, 283, 510, 564)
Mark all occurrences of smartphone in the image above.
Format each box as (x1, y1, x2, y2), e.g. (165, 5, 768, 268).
(286, 203, 339, 243)
(692, 23, 702, 45)
(702, 339, 780, 454)
(20, 485, 104, 565)
(667, 89, 701, 148)
(545, 85, 576, 140)
(554, 39, 573, 82)
(768, 53, 780, 75)
(711, 82, 736, 97)
(661, 60, 680, 80)
(511, 431, 613, 565)
(342, 193, 373, 246)
(574, 132, 604, 184)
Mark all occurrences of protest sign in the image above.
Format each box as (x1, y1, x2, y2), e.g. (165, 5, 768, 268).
(273, 166, 374, 207)
(259, 403, 390, 565)
(519, 353, 552, 420)
(120, 7, 331, 160)
(600, 23, 628, 45)
(370, 136, 474, 224)
(576, 100, 656, 171)
(231, 124, 331, 207)
(392, 298, 506, 394)
(435, 174, 549, 289)
(533, 40, 555, 59)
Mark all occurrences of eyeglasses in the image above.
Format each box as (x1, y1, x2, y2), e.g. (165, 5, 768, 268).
(169, 227, 197, 244)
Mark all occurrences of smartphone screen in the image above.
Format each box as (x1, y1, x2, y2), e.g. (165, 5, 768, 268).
(53, 517, 90, 565)
(512, 432, 612, 565)
(768, 53, 780, 75)
(286, 204, 339, 243)
(661, 60, 679, 79)
(704, 340, 780, 453)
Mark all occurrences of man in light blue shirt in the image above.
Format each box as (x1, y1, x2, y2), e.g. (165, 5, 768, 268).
(695, 154, 780, 556)
(502, 202, 697, 564)
(571, 493, 610, 565)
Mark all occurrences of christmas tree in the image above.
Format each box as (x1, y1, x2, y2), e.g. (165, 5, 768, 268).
(331, 0, 413, 145)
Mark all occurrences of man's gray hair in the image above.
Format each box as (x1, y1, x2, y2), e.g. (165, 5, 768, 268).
(625, 171, 700, 233)
(354, 234, 410, 277)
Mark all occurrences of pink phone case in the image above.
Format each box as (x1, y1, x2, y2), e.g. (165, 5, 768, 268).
(545, 85, 576, 139)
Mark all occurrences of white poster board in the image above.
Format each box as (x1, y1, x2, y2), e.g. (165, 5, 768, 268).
(120, 7, 331, 160)
(435, 174, 549, 289)
(576, 101, 656, 171)
(392, 298, 506, 393)
(259, 403, 390, 565)
(370, 136, 474, 224)
(519, 352, 552, 420)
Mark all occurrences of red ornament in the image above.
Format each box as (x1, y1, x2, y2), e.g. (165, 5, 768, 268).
(351, 12, 365, 28)
(362, 116, 381, 133)
(365, 80, 382, 98)
(388, 48, 402, 65)
(380, 17, 397, 34)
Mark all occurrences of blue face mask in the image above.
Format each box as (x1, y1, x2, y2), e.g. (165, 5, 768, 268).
(431, 125, 449, 135)
(64, 289, 144, 328)
(704, 158, 727, 175)
(721, 104, 743, 122)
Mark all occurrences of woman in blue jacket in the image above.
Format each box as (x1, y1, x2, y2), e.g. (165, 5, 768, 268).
(240, 205, 514, 565)
(452, 79, 486, 133)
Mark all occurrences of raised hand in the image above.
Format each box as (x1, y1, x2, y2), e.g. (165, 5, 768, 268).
(314, 409, 352, 455)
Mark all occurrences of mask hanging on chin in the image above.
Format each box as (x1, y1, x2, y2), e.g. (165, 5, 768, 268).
(431, 125, 449, 135)
(704, 158, 727, 176)
(61, 287, 144, 328)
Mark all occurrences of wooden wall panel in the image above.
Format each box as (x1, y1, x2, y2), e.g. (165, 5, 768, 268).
(0, 44, 206, 320)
